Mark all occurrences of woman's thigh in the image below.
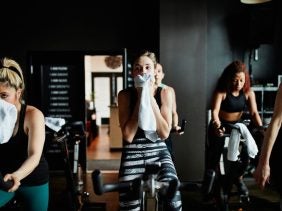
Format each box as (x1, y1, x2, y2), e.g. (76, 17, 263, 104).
(18, 183, 49, 211)
(0, 190, 15, 208)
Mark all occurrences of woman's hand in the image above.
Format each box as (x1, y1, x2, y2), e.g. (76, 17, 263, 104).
(4, 173, 21, 192)
(253, 163, 270, 190)
(174, 125, 184, 135)
(212, 120, 221, 129)
(212, 120, 225, 137)
(214, 126, 225, 137)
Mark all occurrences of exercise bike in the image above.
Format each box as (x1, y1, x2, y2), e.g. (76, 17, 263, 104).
(46, 119, 90, 211)
(204, 122, 260, 211)
(93, 161, 185, 211)
(92, 120, 190, 211)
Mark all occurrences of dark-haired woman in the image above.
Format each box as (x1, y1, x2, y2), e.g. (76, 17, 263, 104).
(205, 60, 263, 196)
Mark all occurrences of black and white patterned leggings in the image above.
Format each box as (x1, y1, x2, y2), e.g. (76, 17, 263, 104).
(118, 138, 182, 211)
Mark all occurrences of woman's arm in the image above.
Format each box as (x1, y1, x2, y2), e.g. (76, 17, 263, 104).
(210, 91, 227, 137)
(5, 106, 45, 192)
(151, 87, 172, 140)
(254, 84, 282, 189)
(211, 92, 224, 128)
(170, 87, 180, 130)
(118, 89, 140, 143)
(246, 90, 263, 127)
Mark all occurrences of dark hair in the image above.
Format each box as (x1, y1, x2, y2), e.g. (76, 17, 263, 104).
(216, 60, 250, 93)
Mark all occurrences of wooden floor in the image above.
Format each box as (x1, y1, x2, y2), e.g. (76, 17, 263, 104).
(87, 125, 121, 160)
(47, 125, 121, 211)
(86, 125, 120, 210)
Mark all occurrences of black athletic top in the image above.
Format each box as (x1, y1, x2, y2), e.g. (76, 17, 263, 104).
(220, 91, 246, 112)
(154, 87, 162, 108)
(0, 104, 49, 186)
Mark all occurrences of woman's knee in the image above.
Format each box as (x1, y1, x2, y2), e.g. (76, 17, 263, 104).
(165, 190, 182, 211)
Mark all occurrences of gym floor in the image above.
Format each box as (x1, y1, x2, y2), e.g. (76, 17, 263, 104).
(47, 126, 280, 211)
(48, 171, 281, 211)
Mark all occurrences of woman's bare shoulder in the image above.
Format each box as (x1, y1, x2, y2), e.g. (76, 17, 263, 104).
(245, 89, 255, 99)
(25, 105, 44, 120)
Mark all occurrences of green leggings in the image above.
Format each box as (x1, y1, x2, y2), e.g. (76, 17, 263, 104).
(0, 182, 49, 211)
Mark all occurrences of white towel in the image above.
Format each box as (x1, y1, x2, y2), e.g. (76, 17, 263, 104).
(227, 123, 258, 161)
(227, 127, 241, 161)
(45, 117, 66, 132)
(0, 99, 17, 144)
(134, 74, 158, 142)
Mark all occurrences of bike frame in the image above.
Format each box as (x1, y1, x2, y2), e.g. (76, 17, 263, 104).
(93, 162, 180, 211)
(92, 119, 188, 211)
(51, 121, 89, 211)
(214, 123, 252, 211)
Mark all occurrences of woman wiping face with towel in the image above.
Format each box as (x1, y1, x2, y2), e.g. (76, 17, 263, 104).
(117, 50, 182, 211)
(0, 57, 49, 211)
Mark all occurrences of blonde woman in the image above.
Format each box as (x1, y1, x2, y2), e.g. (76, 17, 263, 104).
(118, 51, 182, 210)
(0, 57, 49, 211)
(154, 63, 182, 161)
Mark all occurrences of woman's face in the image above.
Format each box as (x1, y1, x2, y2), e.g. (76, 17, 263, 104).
(154, 64, 165, 86)
(231, 72, 245, 91)
(0, 84, 21, 106)
(132, 56, 155, 77)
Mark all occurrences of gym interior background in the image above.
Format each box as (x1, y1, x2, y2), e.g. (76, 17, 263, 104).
(1, 0, 281, 194)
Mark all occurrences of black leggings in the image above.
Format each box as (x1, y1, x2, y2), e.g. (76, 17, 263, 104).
(205, 121, 248, 172)
(119, 138, 182, 211)
(205, 122, 226, 170)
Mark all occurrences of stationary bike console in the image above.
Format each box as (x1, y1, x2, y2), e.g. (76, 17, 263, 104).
(0, 172, 13, 191)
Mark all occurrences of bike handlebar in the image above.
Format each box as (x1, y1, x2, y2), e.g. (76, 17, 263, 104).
(219, 122, 264, 138)
(219, 123, 241, 138)
(0, 172, 13, 191)
(47, 121, 86, 143)
(92, 119, 189, 198)
(170, 119, 187, 133)
(92, 169, 199, 197)
(92, 162, 198, 199)
(92, 169, 141, 195)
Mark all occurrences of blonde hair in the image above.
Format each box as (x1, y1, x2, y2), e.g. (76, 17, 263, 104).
(133, 50, 158, 69)
(0, 57, 25, 96)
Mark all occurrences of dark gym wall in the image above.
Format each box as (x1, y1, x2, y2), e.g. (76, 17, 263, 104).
(159, 0, 207, 180)
(160, 0, 282, 180)
(0, 1, 160, 76)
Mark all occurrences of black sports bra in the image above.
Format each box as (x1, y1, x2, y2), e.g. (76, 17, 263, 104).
(220, 91, 246, 112)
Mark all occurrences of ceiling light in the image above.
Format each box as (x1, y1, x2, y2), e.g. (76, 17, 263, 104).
(240, 0, 272, 4)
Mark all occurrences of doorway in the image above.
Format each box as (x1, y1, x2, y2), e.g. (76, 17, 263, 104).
(27, 50, 127, 172)
(84, 54, 126, 171)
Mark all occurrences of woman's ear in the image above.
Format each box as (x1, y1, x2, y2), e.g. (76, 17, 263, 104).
(16, 89, 23, 100)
